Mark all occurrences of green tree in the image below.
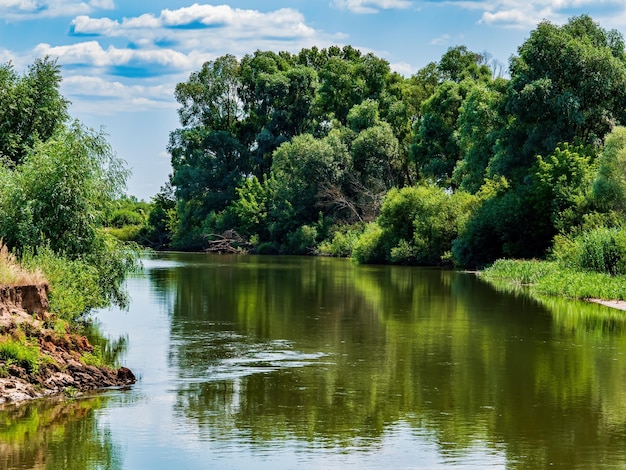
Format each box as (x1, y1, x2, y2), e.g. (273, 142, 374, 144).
(0, 121, 135, 314)
(270, 133, 345, 238)
(0, 122, 127, 257)
(492, 15, 626, 180)
(0, 57, 69, 165)
(453, 80, 507, 193)
(174, 54, 242, 131)
(593, 126, 626, 213)
(139, 183, 176, 250)
(351, 122, 400, 192)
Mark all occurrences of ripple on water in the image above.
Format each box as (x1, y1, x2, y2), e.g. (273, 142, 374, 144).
(175, 335, 331, 384)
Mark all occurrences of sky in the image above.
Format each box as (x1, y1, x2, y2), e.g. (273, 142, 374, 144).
(2, 1, 626, 200)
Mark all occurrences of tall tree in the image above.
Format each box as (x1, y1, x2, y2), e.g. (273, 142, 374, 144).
(492, 15, 626, 180)
(0, 57, 69, 165)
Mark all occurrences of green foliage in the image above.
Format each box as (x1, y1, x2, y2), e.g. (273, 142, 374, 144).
(351, 223, 387, 264)
(530, 143, 596, 233)
(352, 122, 400, 191)
(81, 345, 103, 367)
(452, 183, 529, 269)
(230, 175, 275, 239)
(593, 126, 626, 213)
(0, 122, 128, 257)
(20, 246, 114, 321)
(139, 184, 176, 249)
(552, 227, 626, 276)
(453, 143, 598, 269)
(107, 225, 143, 242)
(0, 338, 41, 374)
(283, 225, 319, 255)
(347, 99, 380, 132)
(0, 57, 69, 165)
(353, 185, 475, 265)
(453, 80, 507, 192)
(109, 208, 144, 228)
(493, 15, 626, 180)
(318, 224, 365, 257)
(482, 259, 626, 300)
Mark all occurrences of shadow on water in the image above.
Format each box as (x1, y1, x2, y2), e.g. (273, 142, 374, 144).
(0, 395, 123, 470)
(2, 253, 626, 469)
(152, 254, 626, 468)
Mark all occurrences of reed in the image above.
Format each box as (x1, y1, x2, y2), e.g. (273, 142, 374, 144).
(481, 259, 626, 301)
(0, 243, 46, 286)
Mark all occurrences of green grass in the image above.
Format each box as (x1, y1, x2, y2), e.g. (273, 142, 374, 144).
(0, 338, 42, 374)
(80, 345, 103, 367)
(481, 259, 626, 301)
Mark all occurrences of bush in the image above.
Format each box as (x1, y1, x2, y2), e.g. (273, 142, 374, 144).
(552, 227, 626, 275)
(282, 225, 319, 255)
(106, 225, 143, 242)
(318, 224, 364, 257)
(353, 185, 476, 265)
(352, 223, 387, 264)
(20, 237, 138, 321)
(0, 338, 41, 374)
(109, 208, 144, 228)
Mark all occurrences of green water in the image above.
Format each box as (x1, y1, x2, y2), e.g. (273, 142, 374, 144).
(2, 253, 626, 469)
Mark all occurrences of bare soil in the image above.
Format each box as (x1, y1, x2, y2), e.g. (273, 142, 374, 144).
(0, 283, 135, 405)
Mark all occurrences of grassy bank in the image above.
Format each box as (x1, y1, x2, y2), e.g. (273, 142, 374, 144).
(480, 259, 626, 301)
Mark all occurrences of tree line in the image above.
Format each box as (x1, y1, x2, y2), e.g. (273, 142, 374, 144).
(137, 15, 626, 270)
(0, 58, 135, 319)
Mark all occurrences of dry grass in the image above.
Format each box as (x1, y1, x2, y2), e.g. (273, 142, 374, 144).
(0, 243, 47, 286)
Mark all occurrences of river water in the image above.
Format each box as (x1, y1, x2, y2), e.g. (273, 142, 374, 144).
(1, 252, 626, 469)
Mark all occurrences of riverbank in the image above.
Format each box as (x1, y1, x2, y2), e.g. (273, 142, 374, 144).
(480, 259, 626, 308)
(0, 283, 135, 405)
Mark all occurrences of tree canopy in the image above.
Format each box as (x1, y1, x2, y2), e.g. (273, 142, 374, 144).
(153, 15, 626, 269)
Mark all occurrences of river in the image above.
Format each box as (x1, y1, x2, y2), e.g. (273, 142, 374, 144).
(1, 252, 626, 469)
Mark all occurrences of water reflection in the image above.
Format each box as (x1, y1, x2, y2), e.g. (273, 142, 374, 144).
(0, 396, 122, 470)
(154, 254, 626, 468)
(2, 253, 626, 469)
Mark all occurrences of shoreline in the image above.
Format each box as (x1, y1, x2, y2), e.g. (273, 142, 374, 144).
(0, 284, 135, 405)
(588, 298, 626, 311)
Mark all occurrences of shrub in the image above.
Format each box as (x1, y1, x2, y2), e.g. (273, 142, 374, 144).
(283, 225, 318, 255)
(109, 208, 144, 228)
(0, 338, 41, 374)
(552, 227, 626, 275)
(352, 223, 387, 264)
(318, 224, 364, 258)
(353, 185, 476, 265)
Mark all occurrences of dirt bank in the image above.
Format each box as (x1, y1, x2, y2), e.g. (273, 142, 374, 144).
(0, 283, 135, 405)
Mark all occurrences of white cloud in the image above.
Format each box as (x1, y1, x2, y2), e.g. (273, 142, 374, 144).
(448, 0, 626, 29)
(61, 74, 177, 114)
(430, 34, 452, 45)
(71, 5, 318, 44)
(35, 5, 342, 114)
(390, 61, 414, 76)
(0, 0, 113, 19)
(332, 0, 412, 14)
(35, 41, 209, 71)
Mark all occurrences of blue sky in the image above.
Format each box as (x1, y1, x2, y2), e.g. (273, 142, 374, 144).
(2, 0, 625, 199)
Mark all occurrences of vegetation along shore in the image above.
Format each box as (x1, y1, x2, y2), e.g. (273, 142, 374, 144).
(109, 15, 626, 307)
(4, 13, 626, 403)
(0, 57, 138, 404)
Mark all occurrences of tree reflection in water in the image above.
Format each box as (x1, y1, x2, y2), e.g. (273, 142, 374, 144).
(153, 254, 626, 469)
